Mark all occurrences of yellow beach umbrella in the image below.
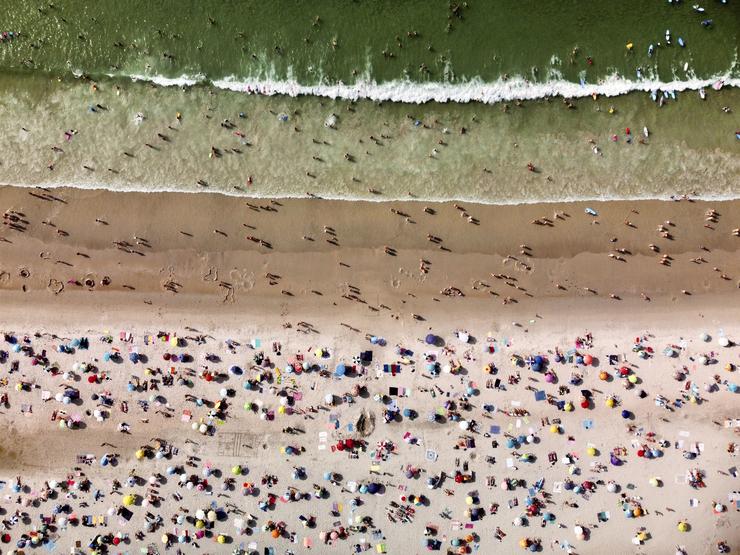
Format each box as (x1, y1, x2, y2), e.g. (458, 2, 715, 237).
(195, 519, 205, 529)
(161, 534, 169, 544)
(587, 447, 597, 456)
(677, 521, 688, 532)
(217, 534, 226, 544)
(550, 425, 559, 434)
(122, 494, 135, 506)
(605, 398, 615, 408)
(135, 449, 146, 460)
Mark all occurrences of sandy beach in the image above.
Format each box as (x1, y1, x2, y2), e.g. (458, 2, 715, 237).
(0, 185, 738, 554)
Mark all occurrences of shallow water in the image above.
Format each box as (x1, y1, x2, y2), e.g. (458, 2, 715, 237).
(0, 72, 737, 204)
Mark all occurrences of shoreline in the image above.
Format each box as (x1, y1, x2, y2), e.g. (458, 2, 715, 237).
(9, 180, 740, 207)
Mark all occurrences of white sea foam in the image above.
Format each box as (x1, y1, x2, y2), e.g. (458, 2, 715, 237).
(111, 69, 739, 105)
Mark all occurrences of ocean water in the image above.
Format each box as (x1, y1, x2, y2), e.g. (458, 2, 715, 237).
(0, 1, 737, 203)
(0, 0, 737, 102)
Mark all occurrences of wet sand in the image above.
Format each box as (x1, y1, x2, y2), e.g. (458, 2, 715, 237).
(1, 185, 739, 310)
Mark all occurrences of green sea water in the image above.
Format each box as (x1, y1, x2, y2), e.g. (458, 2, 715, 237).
(0, 0, 737, 89)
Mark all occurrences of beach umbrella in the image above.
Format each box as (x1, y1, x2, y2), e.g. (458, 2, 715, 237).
(135, 449, 146, 460)
(334, 363, 346, 377)
(574, 526, 584, 538)
(607, 482, 618, 493)
(628, 374, 638, 384)
(229, 365, 242, 375)
(367, 483, 380, 494)
(621, 410, 630, 419)
(458, 332, 470, 343)
(576, 356, 584, 365)
(122, 494, 135, 506)
(583, 354, 593, 365)
(195, 519, 205, 529)
(231, 465, 242, 476)
(649, 477, 660, 487)
(271, 529, 280, 539)
(465, 496, 474, 505)
(587, 447, 597, 456)
(519, 538, 528, 548)
(425, 334, 436, 345)
(718, 336, 730, 347)
(207, 510, 217, 522)
(564, 402, 574, 412)
(580, 399, 589, 409)
(459, 420, 469, 431)
(549, 424, 559, 434)
(633, 507, 642, 517)
(677, 521, 688, 532)
(599, 371, 609, 381)
(545, 372, 554, 383)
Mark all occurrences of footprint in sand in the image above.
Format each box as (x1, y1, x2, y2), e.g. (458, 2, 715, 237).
(229, 268, 255, 291)
(47, 279, 64, 295)
(203, 266, 219, 282)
